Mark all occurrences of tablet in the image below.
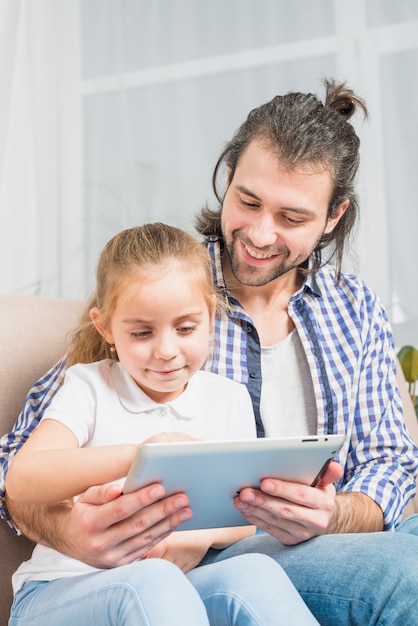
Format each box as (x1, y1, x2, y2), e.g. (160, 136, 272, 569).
(122, 434, 345, 530)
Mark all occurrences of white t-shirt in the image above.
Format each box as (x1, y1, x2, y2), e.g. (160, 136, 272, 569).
(260, 330, 317, 438)
(12, 360, 256, 594)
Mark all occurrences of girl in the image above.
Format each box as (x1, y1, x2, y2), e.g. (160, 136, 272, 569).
(7, 223, 318, 626)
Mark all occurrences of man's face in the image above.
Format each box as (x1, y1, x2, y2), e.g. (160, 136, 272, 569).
(221, 140, 347, 287)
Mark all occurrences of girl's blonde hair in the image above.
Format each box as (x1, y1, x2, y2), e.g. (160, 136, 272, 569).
(66, 223, 217, 366)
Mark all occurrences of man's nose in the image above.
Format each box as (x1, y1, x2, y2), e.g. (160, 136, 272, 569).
(248, 212, 279, 248)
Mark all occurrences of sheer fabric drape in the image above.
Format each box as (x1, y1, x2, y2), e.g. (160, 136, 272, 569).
(0, 0, 417, 346)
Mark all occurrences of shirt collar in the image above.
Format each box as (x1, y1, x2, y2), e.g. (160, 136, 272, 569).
(109, 361, 196, 420)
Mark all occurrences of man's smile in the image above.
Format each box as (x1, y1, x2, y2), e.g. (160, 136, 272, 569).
(242, 241, 278, 260)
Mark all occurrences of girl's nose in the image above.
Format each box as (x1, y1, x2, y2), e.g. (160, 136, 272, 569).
(153, 333, 178, 360)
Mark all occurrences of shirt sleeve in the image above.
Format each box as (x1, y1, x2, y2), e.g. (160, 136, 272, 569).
(42, 364, 98, 446)
(336, 293, 418, 530)
(0, 357, 67, 532)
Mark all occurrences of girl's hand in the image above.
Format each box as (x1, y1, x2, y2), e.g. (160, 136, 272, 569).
(143, 432, 199, 444)
(146, 526, 256, 573)
(145, 530, 212, 572)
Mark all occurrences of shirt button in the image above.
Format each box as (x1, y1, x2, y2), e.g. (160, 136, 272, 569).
(249, 372, 257, 378)
(159, 407, 168, 417)
(247, 324, 252, 333)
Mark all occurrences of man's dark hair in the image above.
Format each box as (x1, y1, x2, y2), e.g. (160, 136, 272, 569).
(195, 79, 368, 279)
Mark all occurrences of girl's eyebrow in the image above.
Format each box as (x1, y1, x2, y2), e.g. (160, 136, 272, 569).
(121, 318, 148, 324)
(121, 311, 206, 325)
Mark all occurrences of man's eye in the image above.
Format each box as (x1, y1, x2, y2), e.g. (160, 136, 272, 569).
(280, 213, 304, 226)
(240, 198, 258, 208)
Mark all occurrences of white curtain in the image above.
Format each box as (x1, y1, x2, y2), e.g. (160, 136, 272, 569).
(0, 0, 417, 348)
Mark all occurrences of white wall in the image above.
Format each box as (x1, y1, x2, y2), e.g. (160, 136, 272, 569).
(0, 0, 417, 347)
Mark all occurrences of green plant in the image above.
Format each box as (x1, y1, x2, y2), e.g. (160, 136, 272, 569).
(397, 345, 418, 416)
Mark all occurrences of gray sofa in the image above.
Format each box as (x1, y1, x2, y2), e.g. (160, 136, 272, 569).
(0, 293, 417, 625)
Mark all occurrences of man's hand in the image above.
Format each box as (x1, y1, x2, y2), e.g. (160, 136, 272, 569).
(234, 461, 348, 544)
(7, 482, 192, 569)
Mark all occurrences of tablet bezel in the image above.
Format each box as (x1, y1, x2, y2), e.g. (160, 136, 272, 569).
(122, 434, 345, 530)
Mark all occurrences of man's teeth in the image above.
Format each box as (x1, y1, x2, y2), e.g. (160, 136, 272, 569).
(244, 244, 273, 260)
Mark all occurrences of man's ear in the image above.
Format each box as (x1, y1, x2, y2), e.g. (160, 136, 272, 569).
(90, 307, 114, 344)
(324, 199, 350, 234)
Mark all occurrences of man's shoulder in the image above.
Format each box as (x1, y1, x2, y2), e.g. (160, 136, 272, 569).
(314, 264, 377, 303)
(309, 265, 386, 331)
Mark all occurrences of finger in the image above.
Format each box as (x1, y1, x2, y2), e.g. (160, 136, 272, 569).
(98, 503, 194, 567)
(258, 475, 337, 507)
(77, 483, 173, 531)
(250, 481, 318, 508)
(73, 491, 193, 568)
(233, 496, 330, 545)
(234, 482, 336, 542)
(144, 432, 198, 444)
(316, 460, 344, 487)
(95, 490, 192, 549)
(232, 498, 303, 544)
(106, 488, 191, 528)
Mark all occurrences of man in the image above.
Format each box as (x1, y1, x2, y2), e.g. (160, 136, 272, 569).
(2, 79, 418, 625)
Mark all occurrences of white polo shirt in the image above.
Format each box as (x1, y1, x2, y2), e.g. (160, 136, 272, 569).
(12, 359, 256, 594)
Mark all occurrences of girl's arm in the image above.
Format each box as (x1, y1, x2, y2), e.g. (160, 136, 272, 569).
(6, 419, 137, 504)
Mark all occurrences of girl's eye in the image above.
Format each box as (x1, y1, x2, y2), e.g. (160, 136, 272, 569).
(177, 326, 197, 334)
(131, 331, 152, 339)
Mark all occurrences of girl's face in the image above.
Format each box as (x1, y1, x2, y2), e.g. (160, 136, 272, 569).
(96, 268, 213, 403)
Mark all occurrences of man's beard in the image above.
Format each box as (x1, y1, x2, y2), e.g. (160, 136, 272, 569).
(225, 232, 317, 287)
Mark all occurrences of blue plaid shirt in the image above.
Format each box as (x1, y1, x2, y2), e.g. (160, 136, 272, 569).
(1, 238, 417, 531)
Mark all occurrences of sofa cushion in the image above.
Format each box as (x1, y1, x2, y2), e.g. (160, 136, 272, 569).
(0, 294, 84, 625)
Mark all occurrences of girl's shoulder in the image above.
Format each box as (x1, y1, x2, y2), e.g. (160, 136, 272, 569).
(64, 358, 114, 380)
(193, 369, 246, 392)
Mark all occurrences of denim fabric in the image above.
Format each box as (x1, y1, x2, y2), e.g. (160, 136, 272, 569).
(200, 520, 418, 626)
(9, 559, 209, 626)
(187, 553, 319, 625)
(9, 554, 319, 626)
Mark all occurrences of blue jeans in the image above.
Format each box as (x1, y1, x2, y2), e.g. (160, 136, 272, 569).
(9, 553, 319, 626)
(200, 515, 418, 625)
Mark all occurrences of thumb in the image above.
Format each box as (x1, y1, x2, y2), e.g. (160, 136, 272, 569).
(77, 483, 122, 506)
(316, 460, 344, 488)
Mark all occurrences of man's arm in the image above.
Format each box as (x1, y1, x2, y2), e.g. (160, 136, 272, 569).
(0, 359, 67, 530)
(326, 491, 384, 534)
(6, 483, 192, 568)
